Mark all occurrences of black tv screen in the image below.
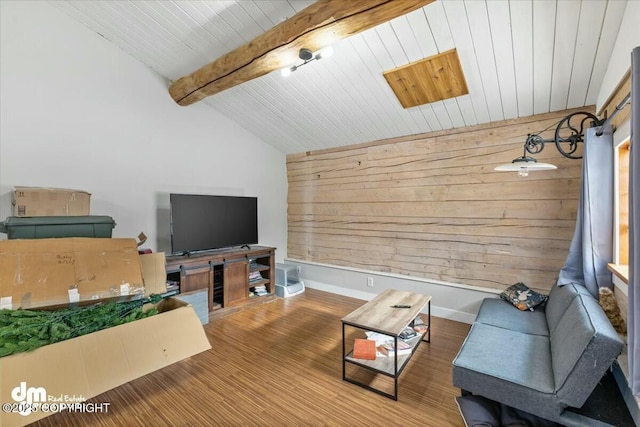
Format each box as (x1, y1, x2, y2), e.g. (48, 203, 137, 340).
(170, 194, 258, 254)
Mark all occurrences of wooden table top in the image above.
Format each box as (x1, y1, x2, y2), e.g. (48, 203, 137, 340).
(341, 289, 431, 336)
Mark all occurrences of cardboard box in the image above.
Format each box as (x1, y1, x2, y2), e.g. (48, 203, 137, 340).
(0, 238, 144, 310)
(13, 187, 91, 217)
(0, 297, 212, 427)
(139, 252, 168, 296)
(0, 247, 211, 426)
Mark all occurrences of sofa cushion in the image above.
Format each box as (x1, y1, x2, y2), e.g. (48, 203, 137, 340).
(475, 298, 549, 336)
(500, 283, 548, 311)
(545, 283, 592, 335)
(550, 297, 595, 391)
(551, 295, 624, 406)
(453, 323, 554, 393)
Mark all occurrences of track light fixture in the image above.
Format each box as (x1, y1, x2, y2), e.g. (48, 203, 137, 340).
(495, 111, 602, 177)
(281, 46, 334, 77)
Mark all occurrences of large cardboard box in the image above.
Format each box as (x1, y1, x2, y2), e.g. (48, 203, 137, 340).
(139, 252, 168, 296)
(0, 247, 211, 427)
(13, 187, 91, 217)
(0, 298, 211, 427)
(0, 238, 144, 310)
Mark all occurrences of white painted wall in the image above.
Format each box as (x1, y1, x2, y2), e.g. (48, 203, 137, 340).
(284, 258, 499, 324)
(596, 0, 640, 111)
(0, 1, 288, 259)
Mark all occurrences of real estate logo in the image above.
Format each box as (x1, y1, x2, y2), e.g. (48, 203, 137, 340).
(10, 382, 46, 416)
(3, 382, 108, 417)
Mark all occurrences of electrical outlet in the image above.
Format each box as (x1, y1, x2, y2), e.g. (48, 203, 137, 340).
(367, 277, 374, 287)
(296, 265, 301, 274)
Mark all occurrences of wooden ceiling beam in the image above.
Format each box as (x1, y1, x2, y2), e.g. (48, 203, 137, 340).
(168, 0, 435, 106)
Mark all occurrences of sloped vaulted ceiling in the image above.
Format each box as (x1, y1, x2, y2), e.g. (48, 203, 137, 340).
(168, 0, 435, 105)
(52, 0, 628, 154)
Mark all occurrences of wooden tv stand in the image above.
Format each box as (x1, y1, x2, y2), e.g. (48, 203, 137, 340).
(165, 246, 275, 312)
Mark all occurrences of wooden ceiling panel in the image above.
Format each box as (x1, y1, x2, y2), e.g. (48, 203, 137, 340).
(383, 48, 468, 109)
(50, 0, 630, 155)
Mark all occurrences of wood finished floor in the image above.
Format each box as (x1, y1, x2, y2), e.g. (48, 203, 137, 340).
(34, 288, 471, 426)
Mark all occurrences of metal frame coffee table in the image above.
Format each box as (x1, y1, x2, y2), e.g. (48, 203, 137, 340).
(341, 289, 431, 400)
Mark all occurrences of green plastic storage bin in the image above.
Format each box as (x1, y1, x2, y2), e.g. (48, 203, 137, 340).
(0, 216, 116, 239)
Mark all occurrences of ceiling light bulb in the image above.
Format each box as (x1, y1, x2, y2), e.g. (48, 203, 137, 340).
(518, 167, 529, 178)
(280, 67, 292, 77)
(318, 46, 334, 59)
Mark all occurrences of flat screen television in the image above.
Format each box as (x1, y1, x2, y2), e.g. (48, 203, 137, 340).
(170, 193, 258, 255)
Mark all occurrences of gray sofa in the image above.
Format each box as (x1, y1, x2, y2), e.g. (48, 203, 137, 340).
(452, 283, 624, 426)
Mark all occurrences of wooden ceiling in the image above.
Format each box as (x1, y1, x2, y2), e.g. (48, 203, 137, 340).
(52, 0, 630, 155)
(169, 0, 434, 106)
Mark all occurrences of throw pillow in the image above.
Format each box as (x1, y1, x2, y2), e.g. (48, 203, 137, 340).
(455, 395, 500, 427)
(500, 283, 548, 311)
(499, 402, 561, 426)
(456, 395, 562, 427)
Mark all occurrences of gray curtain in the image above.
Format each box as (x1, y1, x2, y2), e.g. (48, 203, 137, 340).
(556, 126, 613, 298)
(628, 46, 639, 396)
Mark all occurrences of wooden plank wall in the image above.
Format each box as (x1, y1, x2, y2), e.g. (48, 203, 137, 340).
(598, 70, 631, 131)
(286, 108, 595, 293)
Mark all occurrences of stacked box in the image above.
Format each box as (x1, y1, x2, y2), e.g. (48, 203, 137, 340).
(0, 238, 143, 309)
(13, 187, 91, 217)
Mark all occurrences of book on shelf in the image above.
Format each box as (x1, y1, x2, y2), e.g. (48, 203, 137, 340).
(353, 338, 377, 360)
(249, 271, 263, 283)
(399, 326, 417, 340)
(377, 340, 412, 357)
(250, 284, 268, 296)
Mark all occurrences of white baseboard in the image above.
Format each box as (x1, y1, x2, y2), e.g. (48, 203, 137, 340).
(303, 280, 378, 302)
(303, 279, 480, 324)
(285, 258, 497, 325)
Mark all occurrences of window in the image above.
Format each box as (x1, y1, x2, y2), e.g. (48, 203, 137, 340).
(611, 134, 630, 284)
(618, 140, 630, 266)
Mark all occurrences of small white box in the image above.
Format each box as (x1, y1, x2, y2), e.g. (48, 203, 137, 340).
(275, 263, 305, 298)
